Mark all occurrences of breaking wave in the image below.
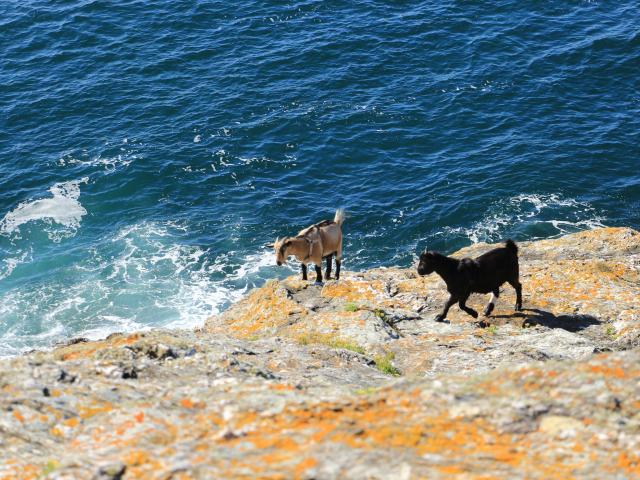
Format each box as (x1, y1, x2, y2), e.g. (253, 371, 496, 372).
(0, 221, 288, 357)
(437, 194, 606, 244)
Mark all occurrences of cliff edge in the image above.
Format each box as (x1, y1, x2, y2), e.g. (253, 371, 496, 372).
(1, 227, 639, 479)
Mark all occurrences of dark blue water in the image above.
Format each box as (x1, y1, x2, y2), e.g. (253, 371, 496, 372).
(1, 1, 639, 355)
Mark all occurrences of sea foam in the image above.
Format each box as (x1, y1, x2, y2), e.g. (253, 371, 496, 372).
(437, 193, 605, 244)
(0, 219, 289, 356)
(0, 178, 89, 240)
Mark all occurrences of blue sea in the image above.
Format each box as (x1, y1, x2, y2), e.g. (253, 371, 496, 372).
(1, 1, 638, 356)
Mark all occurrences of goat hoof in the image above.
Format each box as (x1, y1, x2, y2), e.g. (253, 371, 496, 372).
(477, 320, 489, 328)
(434, 315, 447, 323)
(515, 304, 523, 312)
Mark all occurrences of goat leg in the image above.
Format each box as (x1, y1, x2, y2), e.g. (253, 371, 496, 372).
(301, 264, 308, 281)
(335, 259, 341, 280)
(324, 254, 333, 280)
(435, 295, 457, 322)
(483, 290, 499, 316)
(458, 295, 478, 319)
(314, 265, 323, 284)
(509, 280, 523, 311)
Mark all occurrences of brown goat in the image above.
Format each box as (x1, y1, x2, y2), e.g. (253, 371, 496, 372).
(268, 209, 345, 283)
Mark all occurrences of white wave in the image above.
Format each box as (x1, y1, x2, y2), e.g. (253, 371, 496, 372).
(0, 219, 294, 356)
(0, 178, 88, 240)
(158, 248, 286, 330)
(79, 315, 150, 342)
(437, 193, 605, 243)
(41, 295, 86, 324)
(0, 248, 31, 280)
(0, 290, 69, 357)
(94, 222, 287, 330)
(57, 140, 139, 174)
(228, 249, 282, 281)
(59, 155, 134, 173)
(547, 218, 606, 234)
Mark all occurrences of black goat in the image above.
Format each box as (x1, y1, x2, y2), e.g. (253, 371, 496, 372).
(417, 240, 523, 323)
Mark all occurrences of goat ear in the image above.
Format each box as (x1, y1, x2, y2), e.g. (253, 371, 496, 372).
(266, 237, 280, 248)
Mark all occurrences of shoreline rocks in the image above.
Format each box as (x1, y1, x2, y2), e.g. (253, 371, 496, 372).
(1, 227, 639, 479)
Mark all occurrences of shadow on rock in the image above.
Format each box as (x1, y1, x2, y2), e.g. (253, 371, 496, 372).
(493, 308, 601, 332)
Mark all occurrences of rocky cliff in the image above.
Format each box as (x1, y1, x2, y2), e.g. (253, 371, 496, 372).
(1, 227, 639, 479)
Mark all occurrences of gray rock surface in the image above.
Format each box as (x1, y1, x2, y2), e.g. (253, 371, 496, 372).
(1, 227, 639, 479)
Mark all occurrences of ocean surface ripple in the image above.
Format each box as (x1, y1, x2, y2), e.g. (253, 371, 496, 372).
(1, 1, 638, 355)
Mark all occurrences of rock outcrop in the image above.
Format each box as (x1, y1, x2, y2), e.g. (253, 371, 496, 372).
(1, 227, 639, 479)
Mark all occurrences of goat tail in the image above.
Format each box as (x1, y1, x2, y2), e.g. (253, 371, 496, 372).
(334, 208, 346, 226)
(505, 239, 518, 255)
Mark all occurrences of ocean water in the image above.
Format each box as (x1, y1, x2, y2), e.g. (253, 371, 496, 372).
(1, 1, 638, 356)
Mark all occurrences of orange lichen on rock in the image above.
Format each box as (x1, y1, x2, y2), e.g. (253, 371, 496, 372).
(293, 457, 317, 478)
(2, 227, 639, 479)
(210, 392, 592, 478)
(124, 449, 150, 466)
(208, 280, 307, 338)
(270, 383, 295, 391)
(585, 363, 629, 379)
(321, 279, 386, 302)
(56, 333, 141, 361)
(62, 417, 79, 428)
(0, 464, 41, 480)
(616, 452, 640, 476)
(12, 409, 24, 423)
(287, 311, 362, 338)
(78, 401, 114, 420)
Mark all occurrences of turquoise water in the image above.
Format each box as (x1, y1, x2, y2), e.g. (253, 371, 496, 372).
(1, 1, 639, 355)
